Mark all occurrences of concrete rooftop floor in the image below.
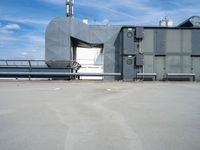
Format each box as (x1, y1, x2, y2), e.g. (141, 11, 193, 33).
(0, 80, 200, 150)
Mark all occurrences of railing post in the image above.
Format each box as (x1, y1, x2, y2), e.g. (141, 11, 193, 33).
(5, 60, 8, 66)
(28, 60, 32, 80)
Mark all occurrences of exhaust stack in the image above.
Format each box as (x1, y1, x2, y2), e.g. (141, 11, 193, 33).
(66, 0, 74, 17)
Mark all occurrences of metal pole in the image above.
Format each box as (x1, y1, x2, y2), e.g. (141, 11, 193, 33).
(66, 0, 74, 17)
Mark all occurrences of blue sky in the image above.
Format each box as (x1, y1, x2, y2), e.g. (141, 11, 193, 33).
(0, 0, 200, 59)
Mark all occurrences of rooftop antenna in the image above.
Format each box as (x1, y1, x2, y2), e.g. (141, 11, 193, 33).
(66, 0, 74, 17)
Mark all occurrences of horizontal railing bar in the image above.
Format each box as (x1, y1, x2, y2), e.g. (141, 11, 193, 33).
(0, 72, 121, 77)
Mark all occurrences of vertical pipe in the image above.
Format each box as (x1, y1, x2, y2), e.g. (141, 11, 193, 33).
(66, 0, 74, 17)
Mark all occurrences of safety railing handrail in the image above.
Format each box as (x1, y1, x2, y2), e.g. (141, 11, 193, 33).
(0, 60, 82, 71)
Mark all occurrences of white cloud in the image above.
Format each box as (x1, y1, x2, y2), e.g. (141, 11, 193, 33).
(0, 23, 21, 34)
(19, 47, 44, 60)
(21, 52, 28, 56)
(18, 35, 45, 59)
(0, 29, 45, 59)
(14, 18, 49, 25)
(1, 17, 50, 26)
(1, 0, 200, 60)
(75, 0, 200, 26)
(40, 0, 64, 5)
(3, 24, 21, 30)
(24, 35, 45, 45)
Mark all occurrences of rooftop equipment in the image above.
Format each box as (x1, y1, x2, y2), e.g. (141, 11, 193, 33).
(178, 16, 200, 27)
(159, 17, 173, 27)
(66, 0, 74, 17)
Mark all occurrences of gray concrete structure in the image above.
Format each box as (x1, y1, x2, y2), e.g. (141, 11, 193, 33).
(45, 16, 200, 81)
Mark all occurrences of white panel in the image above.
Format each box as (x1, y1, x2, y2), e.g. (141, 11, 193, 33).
(77, 47, 103, 80)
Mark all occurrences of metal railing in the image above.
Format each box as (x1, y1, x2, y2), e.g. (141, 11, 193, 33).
(0, 60, 81, 71)
(0, 60, 46, 67)
(0, 60, 120, 79)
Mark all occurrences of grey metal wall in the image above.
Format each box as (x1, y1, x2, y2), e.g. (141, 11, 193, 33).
(45, 17, 200, 81)
(141, 28, 200, 80)
(45, 17, 121, 80)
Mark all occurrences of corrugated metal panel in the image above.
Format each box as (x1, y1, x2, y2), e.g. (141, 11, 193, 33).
(166, 30, 181, 53)
(182, 30, 192, 53)
(192, 57, 200, 80)
(192, 30, 200, 55)
(142, 29, 154, 53)
(166, 56, 181, 73)
(182, 56, 191, 73)
(154, 57, 165, 80)
(144, 55, 154, 73)
(154, 30, 166, 55)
